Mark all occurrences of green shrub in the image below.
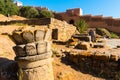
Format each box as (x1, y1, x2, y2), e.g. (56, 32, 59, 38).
(75, 19, 89, 33)
(111, 32, 119, 39)
(19, 6, 39, 18)
(0, 0, 19, 16)
(39, 10, 54, 18)
(96, 28, 111, 37)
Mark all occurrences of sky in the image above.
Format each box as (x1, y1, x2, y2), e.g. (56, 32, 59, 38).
(19, 0, 120, 18)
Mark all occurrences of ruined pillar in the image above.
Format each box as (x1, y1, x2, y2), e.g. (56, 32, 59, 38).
(13, 29, 54, 80)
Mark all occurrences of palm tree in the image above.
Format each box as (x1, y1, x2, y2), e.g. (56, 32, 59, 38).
(75, 19, 89, 33)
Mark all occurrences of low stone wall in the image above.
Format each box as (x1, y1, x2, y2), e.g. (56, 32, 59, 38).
(0, 18, 76, 42)
(0, 18, 51, 25)
(68, 50, 120, 79)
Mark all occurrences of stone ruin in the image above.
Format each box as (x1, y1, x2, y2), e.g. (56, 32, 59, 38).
(12, 28, 54, 80)
(65, 29, 120, 79)
(67, 49, 120, 79)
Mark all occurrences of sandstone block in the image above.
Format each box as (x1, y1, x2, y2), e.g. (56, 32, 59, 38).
(46, 41, 52, 52)
(93, 53, 109, 61)
(44, 29, 51, 41)
(22, 30, 34, 43)
(15, 51, 52, 61)
(80, 51, 92, 57)
(75, 42, 90, 50)
(36, 41, 47, 55)
(13, 44, 26, 57)
(25, 43, 37, 56)
(35, 30, 45, 41)
(17, 58, 53, 69)
(93, 43, 105, 48)
(19, 58, 54, 80)
(12, 31, 25, 44)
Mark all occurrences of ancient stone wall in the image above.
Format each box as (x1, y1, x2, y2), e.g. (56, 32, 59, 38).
(49, 18, 76, 41)
(55, 9, 120, 34)
(0, 18, 76, 41)
(0, 18, 51, 25)
(68, 50, 120, 79)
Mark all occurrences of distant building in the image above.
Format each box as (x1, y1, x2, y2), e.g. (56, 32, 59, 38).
(66, 8, 83, 16)
(35, 6, 48, 11)
(15, 1, 23, 7)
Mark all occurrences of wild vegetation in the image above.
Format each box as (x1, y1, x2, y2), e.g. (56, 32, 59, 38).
(96, 28, 119, 38)
(111, 32, 119, 39)
(75, 19, 89, 33)
(39, 10, 54, 18)
(19, 6, 39, 18)
(0, 0, 19, 16)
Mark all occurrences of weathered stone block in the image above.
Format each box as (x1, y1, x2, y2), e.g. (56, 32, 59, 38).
(15, 51, 52, 61)
(93, 43, 105, 48)
(17, 58, 54, 80)
(46, 41, 52, 52)
(25, 43, 37, 56)
(72, 35, 91, 42)
(75, 42, 90, 50)
(35, 30, 45, 41)
(22, 31, 34, 43)
(44, 29, 51, 41)
(79, 51, 92, 57)
(37, 41, 47, 54)
(93, 53, 109, 61)
(13, 44, 26, 57)
(12, 31, 25, 44)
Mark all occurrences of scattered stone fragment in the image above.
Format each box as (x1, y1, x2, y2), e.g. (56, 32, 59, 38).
(13, 44, 26, 57)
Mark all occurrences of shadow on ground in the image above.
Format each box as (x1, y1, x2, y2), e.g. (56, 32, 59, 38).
(0, 58, 19, 80)
(60, 53, 114, 80)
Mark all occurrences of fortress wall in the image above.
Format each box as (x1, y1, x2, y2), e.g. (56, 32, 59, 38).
(55, 12, 120, 34)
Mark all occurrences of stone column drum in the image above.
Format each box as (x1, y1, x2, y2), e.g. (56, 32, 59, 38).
(13, 29, 54, 80)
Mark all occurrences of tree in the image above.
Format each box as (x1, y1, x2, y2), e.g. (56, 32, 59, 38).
(0, 0, 19, 16)
(39, 10, 54, 18)
(19, 6, 39, 18)
(75, 19, 89, 33)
